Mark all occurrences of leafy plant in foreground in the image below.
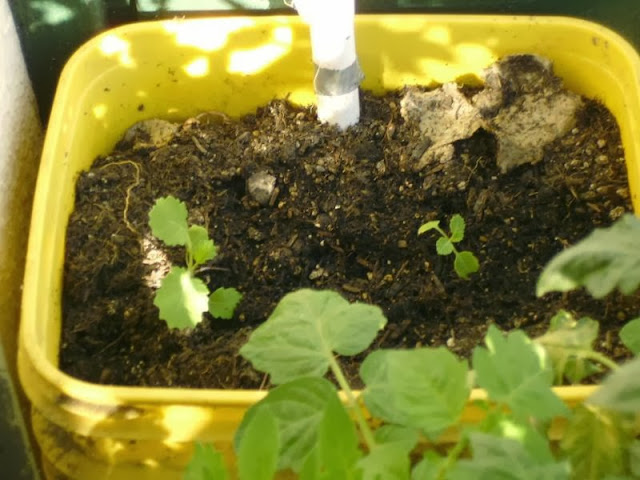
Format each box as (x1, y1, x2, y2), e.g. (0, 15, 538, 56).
(418, 214, 479, 279)
(185, 215, 640, 479)
(148, 195, 242, 329)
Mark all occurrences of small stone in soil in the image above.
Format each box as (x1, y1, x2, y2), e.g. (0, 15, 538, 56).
(247, 171, 277, 206)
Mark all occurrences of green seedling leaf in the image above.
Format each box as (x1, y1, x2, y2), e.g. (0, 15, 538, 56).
(473, 325, 569, 421)
(482, 414, 555, 463)
(450, 432, 571, 480)
(240, 289, 387, 384)
(237, 407, 279, 480)
(412, 451, 447, 480)
(184, 442, 229, 480)
(300, 394, 362, 480)
(535, 310, 600, 384)
(374, 425, 420, 452)
(537, 213, 640, 298)
(561, 404, 631, 480)
(454, 251, 480, 279)
(361, 348, 470, 440)
(154, 267, 209, 329)
(588, 356, 640, 413)
(417, 220, 440, 235)
(629, 440, 640, 477)
(436, 237, 454, 255)
(188, 225, 217, 267)
(149, 195, 190, 246)
(357, 442, 412, 480)
(449, 213, 466, 242)
(234, 377, 338, 473)
(619, 317, 640, 354)
(209, 287, 242, 320)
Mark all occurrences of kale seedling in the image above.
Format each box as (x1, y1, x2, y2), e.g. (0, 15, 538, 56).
(148, 195, 242, 329)
(418, 213, 479, 279)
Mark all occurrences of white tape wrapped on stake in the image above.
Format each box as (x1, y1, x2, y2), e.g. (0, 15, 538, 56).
(292, 0, 363, 129)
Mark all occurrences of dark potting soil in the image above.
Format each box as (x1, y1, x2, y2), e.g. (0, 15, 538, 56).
(61, 80, 639, 390)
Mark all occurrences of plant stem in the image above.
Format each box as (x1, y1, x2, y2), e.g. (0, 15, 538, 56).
(437, 433, 469, 480)
(583, 350, 619, 371)
(328, 355, 377, 450)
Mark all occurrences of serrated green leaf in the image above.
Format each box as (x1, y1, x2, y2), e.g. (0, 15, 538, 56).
(209, 287, 242, 320)
(299, 393, 362, 480)
(154, 267, 209, 329)
(357, 442, 412, 480)
(537, 214, 640, 298)
(188, 225, 217, 267)
(184, 442, 229, 480)
(418, 220, 440, 235)
(472, 325, 569, 421)
(454, 251, 479, 279)
(620, 318, 640, 354)
(449, 214, 466, 242)
(234, 377, 338, 473)
(149, 195, 190, 246)
(412, 451, 447, 480)
(449, 432, 571, 480)
(535, 310, 600, 384)
(361, 348, 470, 440)
(240, 289, 387, 384)
(560, 404, 630, 480)
(588, 356, 640, 413)
(436, 237, 454, 255)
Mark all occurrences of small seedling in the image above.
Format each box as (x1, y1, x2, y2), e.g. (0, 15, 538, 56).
(418, 213, 479, 279)
(148, 195, 242, 329)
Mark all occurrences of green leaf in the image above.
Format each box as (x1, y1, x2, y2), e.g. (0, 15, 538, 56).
(449, 214, 466, 243)
(535, 310, 600, 384)
(361, 348, 470, 440)
(300, 394, 362, 480)
(240, 289, 387, 384)
(483, 415, 555, 463)
(412, 452, 447, 480)
(188, 225, 217, 266)
(436, 237, 454, 255)
(209, 287, 242, 320)
(234, 377, 338, 473)
(560, 404, 631, 480)
(454, 251, 479, 279)
(237, 407, 279, 480)
(450, 432, 571, 480)
(184, 442, 229, 480)
(537, 214, 640, 298)
(628, 439, 640, 477)
(620, 317, 640, 354)
(374, 425, 420, 452)
(418, 220, 440, 235)
(472, 325, 569, 421)
(149, 195, 190, 246)
(357, 442, 412, 480)
(588, 356, 640, 413)
(154, 267, 209, 329)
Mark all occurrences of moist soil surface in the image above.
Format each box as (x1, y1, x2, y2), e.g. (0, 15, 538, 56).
(61, 87, 639, 390)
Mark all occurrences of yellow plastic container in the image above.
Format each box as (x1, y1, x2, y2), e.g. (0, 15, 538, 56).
(19, 14, 640, 479)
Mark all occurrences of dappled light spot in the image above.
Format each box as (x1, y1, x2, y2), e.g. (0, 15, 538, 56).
(163, 18, 255, 52)
(99, 34, 135, 68)
(228, 26, 293, 75)
(424, 25, 451, 46)
(92, 103, 108, 120)
(184, 57, 210, 78)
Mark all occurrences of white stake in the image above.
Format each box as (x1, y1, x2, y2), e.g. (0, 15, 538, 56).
(292, 0, 363, 129)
